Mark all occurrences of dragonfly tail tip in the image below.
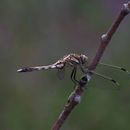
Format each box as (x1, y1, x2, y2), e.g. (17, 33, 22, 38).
(17, 69, 22, 72)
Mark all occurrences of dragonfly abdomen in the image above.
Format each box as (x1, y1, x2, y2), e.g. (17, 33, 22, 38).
(17, 64, 59, 73)
(17, 67, 37, 72)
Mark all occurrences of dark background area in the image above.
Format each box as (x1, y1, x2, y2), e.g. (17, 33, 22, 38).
(0, 0, 130, 130)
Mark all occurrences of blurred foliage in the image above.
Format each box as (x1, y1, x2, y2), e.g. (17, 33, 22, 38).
(0, 0, 130, 130)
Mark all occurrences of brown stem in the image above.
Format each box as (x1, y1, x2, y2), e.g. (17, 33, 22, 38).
(51, 2, 130, 130)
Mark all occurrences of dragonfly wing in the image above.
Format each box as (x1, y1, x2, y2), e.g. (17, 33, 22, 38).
(57, 68, 65, 80)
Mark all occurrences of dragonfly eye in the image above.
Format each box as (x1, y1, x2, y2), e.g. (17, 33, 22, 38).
(80, 54, 88, 64)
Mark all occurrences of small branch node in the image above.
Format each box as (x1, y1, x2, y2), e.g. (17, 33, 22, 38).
(101, 34, 108, 43)
(122, 3, 130, 14)
(74, 95, 81, 103)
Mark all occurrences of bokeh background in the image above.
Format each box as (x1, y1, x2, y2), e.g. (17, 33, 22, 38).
(1, 0, 130, 130)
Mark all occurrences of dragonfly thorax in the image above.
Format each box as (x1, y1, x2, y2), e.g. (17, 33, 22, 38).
(60, 53, 88, 67)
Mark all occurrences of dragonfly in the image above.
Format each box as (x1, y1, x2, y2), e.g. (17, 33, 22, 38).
(17, 53, 130, 86)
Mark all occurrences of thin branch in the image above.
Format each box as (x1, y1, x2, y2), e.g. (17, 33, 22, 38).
(51, 2, 130, 130)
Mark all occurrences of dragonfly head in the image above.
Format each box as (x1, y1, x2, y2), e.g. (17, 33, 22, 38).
(80, 54, 88, 65)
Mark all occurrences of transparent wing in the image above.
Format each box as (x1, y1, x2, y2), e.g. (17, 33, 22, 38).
(57, 68, 65, 80)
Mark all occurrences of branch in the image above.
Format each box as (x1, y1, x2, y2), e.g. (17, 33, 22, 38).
(51, 2, 130, 130)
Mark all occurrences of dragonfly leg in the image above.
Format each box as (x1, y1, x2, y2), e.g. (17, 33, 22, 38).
(90, 70, 120, 87)
(71, 67, 79, 85)
(99, 63, 130, 75)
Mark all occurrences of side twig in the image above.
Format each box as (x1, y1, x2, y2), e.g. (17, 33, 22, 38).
(51, 2, 130, 130)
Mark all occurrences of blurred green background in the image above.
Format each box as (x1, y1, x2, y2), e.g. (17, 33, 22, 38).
(0, 0, 130, 130)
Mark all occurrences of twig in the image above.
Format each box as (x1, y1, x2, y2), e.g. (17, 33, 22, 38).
(51, 2, 130, 130)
